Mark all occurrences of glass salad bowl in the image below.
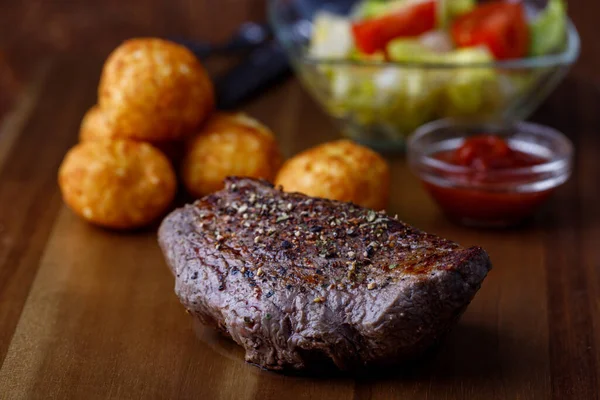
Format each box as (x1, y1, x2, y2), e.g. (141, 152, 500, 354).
(269, 0, 580, 151)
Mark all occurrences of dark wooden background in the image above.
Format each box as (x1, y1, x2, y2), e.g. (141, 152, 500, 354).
(0, 1, 598, 399)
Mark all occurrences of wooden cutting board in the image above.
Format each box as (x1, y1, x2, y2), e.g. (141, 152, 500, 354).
(1, 34, 599, 400)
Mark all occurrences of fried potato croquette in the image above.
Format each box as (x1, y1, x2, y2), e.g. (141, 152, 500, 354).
(58, 140, 177, 229)
(98, 38, 214, 142)
(275, 140, 390, 210)
(79, 105, 114, 142)
(79, 105, 184, 162)
(181, 112, 283, 198)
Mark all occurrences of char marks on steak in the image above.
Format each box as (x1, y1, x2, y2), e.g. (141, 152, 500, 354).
(158, 178, 492, 371)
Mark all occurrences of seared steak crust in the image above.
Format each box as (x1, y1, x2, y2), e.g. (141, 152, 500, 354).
(158, 178, 491, 370)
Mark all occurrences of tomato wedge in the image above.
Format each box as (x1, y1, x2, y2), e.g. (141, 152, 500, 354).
(451, 2, 529, 60)
(352, 1, 437, 55)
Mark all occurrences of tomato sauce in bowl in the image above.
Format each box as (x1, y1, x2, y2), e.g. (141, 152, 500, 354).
(408, 121, 573, 227)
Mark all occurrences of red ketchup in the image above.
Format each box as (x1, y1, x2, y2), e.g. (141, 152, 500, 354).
(423, 135, 551, 227)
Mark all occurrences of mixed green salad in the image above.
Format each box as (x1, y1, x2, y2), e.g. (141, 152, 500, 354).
(305, 0, 569, 140)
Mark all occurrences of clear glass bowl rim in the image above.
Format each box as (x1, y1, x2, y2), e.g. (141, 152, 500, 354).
(268, 0, 581, 70)
(407, 119, 574, 185)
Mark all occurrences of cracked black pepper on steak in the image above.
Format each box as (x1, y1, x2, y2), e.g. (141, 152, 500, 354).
(158, 177, 492, 371)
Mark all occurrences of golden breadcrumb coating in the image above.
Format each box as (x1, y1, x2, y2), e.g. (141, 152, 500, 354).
(58, 140, 177, 229)
(98, 38, 214, 142)
(181, 112, 283, 198)
(79, 105, 114, 142)
(79, 104, 184, 162)
(275, 140, 390, 210)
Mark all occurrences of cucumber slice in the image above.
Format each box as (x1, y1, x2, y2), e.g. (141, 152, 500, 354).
(530, 0, 568, 56)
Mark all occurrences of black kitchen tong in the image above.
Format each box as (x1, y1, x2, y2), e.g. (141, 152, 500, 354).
(170, 22, 292, 110)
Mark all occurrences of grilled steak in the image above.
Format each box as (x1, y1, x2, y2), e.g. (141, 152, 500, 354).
(158, 178, 492, 371)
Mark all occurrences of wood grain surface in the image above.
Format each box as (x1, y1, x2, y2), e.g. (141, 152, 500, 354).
(0, 1, 598, 399)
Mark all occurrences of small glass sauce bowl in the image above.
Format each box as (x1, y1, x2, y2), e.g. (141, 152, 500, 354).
(407, 119, 574, 228)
